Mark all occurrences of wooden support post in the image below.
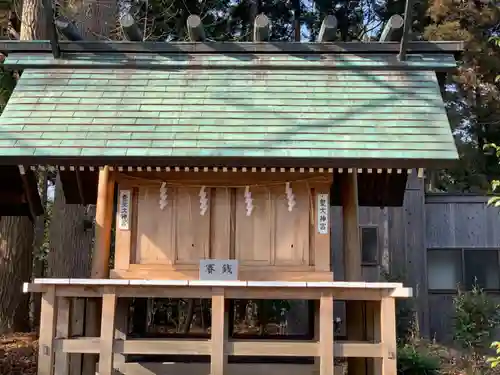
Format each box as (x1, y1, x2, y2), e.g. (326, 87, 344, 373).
(365, 301, 380, 375)
(211, 288, 228, 375)
(341, 171, 361, 281)
(18, 166, 38, 220)
(341, 171, 366, 375)
(317, 15, 337, 42)
(187, 15, 206, 42)
(42, 0, 60, 57)
(98, 289, 118, 375)
(398, 0, 415, 60)
(38, 285, 57, 375)
(82, 299, 99, 375)
(84, 166, 115, 375)
(379, 14, 404, 42)
(54, 297, 71, 375)
(92, 165, 115, 279)
(319, 293, 334, 375)
(114, 298, 129, 373)
(253, 14, 270, 42)
(120, 13, 143, 41)
(379, 298, 397, 375)
(69, 298, 85, 375)
(313, 300, 320, 373)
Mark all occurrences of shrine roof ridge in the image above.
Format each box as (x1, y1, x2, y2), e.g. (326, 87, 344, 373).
(0, 40, 464, 56)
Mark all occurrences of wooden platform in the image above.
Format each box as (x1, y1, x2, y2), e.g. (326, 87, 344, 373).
(25, 279, 411, 375)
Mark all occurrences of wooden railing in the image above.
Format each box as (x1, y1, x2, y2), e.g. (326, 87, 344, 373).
(25, 279, 411, 375)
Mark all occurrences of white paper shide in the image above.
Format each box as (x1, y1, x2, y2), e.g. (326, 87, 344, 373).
(118, 190, 132, 231)
(317, 193, 329, 234)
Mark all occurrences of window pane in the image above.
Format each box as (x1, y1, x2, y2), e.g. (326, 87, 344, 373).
(464, 250, 499, 290)
(427, 250, 462, 290)
(361, 227, 378, 264)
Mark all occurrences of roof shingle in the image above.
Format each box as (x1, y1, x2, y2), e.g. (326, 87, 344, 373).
(0, 53, 458, 166)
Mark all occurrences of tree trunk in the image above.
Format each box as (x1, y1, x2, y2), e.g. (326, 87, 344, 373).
(0, 216, 34, 333)
(0, 0, 46, 334)
(19, 0, 45, 40)
(47, 174, 94, 278)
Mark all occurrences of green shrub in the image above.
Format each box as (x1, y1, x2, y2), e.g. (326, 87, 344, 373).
(453, 284, 500, 351)
(487, 341, 500, 368)
(397, 344, 440, 375)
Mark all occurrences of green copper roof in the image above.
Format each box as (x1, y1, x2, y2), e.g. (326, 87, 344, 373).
(0, 53, 458, 166)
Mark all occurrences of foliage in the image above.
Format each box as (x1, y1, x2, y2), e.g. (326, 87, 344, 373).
(487, 341, 500, 369)
(485, 143, 500, 206)
(397, 344, 441, 375)
(453, 284, 500, 351)
(423, 0, 500, 192)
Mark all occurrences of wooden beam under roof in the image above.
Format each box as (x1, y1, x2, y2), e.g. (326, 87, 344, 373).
(186, 15, 205, 42)
(18, 165, 38, 220)
(399, 0, 415, 60)
(41, 0, 60, 57)
(0, 40, 463, 54)
(3, 52, 457, 71)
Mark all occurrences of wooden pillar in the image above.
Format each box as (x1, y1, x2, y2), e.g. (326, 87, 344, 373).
(365, 301, 380, 375)
(313, 179, 333, 373)
(38, 285, 57, 375)
(98, 288, 118, 375)
(313, 300, 320, 374)
(341, 171, 361, 280)
(341, 171, 366, 375)
(113, 298, 129, 373)
(211, 288, 228, 375)
(54, 297, 71, 375)
(69, 298, 85, 375)
(84, 166, 115, 375)
(319, 293, 334, 375)
(92, 165, 115, 279)
(379, 297, 397, 375)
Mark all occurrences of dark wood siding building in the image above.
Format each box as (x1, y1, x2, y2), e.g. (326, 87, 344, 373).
(337, 174, 500, 342)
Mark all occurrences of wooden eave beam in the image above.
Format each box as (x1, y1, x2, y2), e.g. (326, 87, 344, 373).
(253, 14, 270, 42)
(55, 16, 83, 41)
(379, 14, 404, 42)
(186, 15, 205, 42)
(75, 169, 87, 205)
(17, 165, 39, 220)
(4, 57, 456, 71)
(2, 157, 458, 170)
(41, 0, 60, 57)
(398, 0, 415, 60)
(120, 13, 143, 42)
(317, 15, 337, 42)
(0, 40, 464, 55)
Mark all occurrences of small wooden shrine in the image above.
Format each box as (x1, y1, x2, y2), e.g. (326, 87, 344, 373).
(0, 5, 462, 375)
